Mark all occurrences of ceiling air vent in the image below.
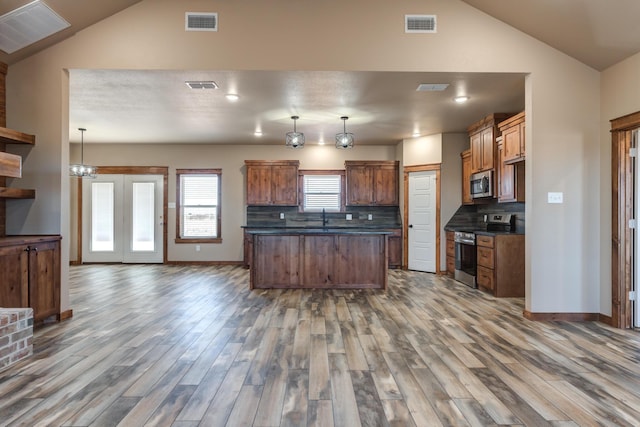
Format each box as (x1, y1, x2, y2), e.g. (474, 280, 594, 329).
(185, 81, 218, 89)
(405, 15, 437, 34)
(185, 12, 218, 32)
(0, 0, 70, 54)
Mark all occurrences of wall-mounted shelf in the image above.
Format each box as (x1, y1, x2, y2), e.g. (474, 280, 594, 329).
(0, 187, 35, 199)
(0, 127, 35, 145)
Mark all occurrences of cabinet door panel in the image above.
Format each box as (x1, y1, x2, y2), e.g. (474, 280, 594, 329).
(502, 126, 522, 163)
(0, 245, 29, 308)
(246, 165, 272, 205)
(477, 246, 495, 269)
(373, 167, 398, 205)
(271, 165, 298, 205)
(302, 235, 336, 286)
(470, 132, 483, 172)
(346, 166, 373, 205)
(461, 150, 472, 205)
(29, 240, 61, 321)
(480, 127, 495, 171)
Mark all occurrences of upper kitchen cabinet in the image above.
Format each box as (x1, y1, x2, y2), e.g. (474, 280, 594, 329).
(245, 160, 299, 206)
(345, 161, 399, 206)
(468, 113, 514, 174)
(499, 111, 525, 163)
(461, 149, 472, 205)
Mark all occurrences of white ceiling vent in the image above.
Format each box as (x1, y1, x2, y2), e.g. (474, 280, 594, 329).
(0, 0, 70, 54)
(185, 81, 218, 89)
(185, 12, 218, 32)
(405, 15, 437, 34)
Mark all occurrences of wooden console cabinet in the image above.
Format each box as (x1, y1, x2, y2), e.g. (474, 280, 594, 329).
(245, 160, 299, 206)
(476, 233, 524, 297)
(0, 235, 61, 323)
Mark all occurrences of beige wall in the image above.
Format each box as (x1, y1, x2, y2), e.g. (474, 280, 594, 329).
(4, 0, 609, 316)
(599, 51, 640, 316)
(69, 143, 396, 262)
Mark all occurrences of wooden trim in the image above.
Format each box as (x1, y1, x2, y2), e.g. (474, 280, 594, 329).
(523, 311, 599, 322)
(176, 169, 222, 243)
(166, 260, 243, 266)
(598, 313, 613, 326)
(610, 111, 640, 329)
(402, 164, 441, 273)
(297, 169, 346, 212)
(59, 309, 73, 321)
(95, 166, 168, 175)
(244, 160, 299, 167)
(611, 111, 640, 131)
(76, 178, 82, 264)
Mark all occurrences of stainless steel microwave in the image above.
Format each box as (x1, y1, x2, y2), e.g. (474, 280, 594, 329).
(470, 170, 493, 199)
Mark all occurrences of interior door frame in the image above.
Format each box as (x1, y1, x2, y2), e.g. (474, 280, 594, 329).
(403, 164, 441, 272)
(611, 110, 640, 329)
(76, 166, 169, 264)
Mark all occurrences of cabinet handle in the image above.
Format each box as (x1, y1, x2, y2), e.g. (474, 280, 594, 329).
(24, 247, 30, 252)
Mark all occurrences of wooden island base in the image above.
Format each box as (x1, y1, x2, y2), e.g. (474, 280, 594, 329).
(249, 231, 389, 290)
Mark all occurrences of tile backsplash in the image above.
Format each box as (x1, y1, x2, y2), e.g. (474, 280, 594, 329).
(445, 202, 525, 233)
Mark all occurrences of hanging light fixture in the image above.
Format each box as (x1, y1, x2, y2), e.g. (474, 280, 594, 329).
(285, 115, 305, 149)
(69, 127, 97, 178)
(335, 116, 354, 149)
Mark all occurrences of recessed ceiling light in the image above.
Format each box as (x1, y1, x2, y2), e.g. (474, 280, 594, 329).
(185, 81, 218, 89)
(416, 83, 449, 92)
(412, 132, 421, 138)
(454, 96, 470, 103)
(254, 130, 263, 137)
(225, 93, 239, 101)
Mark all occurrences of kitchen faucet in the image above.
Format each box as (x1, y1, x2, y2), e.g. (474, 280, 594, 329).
(322, 208, 328, 227)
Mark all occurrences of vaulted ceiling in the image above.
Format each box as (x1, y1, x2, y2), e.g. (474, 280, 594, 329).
(2, 1, 638, 145)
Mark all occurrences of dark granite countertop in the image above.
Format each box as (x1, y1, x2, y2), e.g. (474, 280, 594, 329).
(474, 230, 525, 236)
(243, 225, 400, 230)
(244, 228, 394, 235)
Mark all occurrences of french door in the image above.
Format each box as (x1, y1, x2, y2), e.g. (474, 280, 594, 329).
(82, 174, 164, 263)
(407, 170, 437, 272)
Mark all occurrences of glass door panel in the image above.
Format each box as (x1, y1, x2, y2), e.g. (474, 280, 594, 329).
(131, 182, 156, 252)
(91, 182, 115, 252)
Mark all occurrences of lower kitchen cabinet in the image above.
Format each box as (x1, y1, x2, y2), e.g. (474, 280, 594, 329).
(387, 228, 402, 268)
(476, 233, 524, 297)
(445, 231, 455, 277)
(0, 235, 61, 323)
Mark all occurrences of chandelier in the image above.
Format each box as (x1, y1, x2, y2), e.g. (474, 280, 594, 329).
(69, 127, 97, 178)
(335, 116, 354, 149)
(285, 115, 305, 149)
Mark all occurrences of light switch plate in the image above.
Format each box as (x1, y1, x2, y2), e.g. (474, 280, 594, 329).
(548, 192, 563, 204)
(168, 202, 176, 209)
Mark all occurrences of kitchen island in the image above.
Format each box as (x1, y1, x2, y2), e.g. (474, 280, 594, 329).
(246, 229, 390, 290)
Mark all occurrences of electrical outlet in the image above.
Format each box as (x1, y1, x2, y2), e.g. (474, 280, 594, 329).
(346, 213, 353, 220)
(547, 192, 563, 204)
(279, 212, 285, 219)
(195, 245, 201, 252)
(368, 214, 373, 220)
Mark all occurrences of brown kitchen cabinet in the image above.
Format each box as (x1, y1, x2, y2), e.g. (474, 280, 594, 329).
(461, 149, 472, 205)
(0, 235, 61, 323)
(476, 233, 524, 297)
(499, 111, 525, 163)
(345, 161, 399, 206)
(245, 160, 299, 206)
(497, 137, 525, 203)
(387, 228, 402, 268)
(445, 231, 455, 277)
(467, 113, 514, 174)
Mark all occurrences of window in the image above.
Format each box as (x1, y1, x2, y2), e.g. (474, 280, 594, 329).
(176, 169, 221, 243)
(300, 171, 344, 212)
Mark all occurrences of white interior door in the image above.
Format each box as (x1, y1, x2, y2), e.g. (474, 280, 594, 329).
(82, 174, 164, 263)
(408, 170, 437, 272)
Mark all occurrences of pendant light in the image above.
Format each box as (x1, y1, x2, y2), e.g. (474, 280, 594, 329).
(335, 116, 354, 149)
(285, 115, 305, 149)
(69, 127, 97, 178)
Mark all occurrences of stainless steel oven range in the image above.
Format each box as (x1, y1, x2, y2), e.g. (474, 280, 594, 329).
(454, 230, 476, 288)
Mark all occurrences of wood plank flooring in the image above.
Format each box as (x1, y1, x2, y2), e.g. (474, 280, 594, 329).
(1, 264, 640, 426)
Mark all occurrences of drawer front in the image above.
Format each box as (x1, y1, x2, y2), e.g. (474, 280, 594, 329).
(446, 239, 455, 257)
(477, 266, 495, 290)
(477, 246, 495, 268)
(476, 235, 494, 248)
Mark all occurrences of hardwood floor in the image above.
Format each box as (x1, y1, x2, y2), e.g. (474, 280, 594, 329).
(1, 265, 640, 426)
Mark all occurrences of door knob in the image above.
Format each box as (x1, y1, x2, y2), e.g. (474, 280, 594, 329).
(409, 224, 413, 228)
